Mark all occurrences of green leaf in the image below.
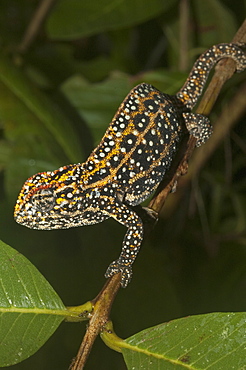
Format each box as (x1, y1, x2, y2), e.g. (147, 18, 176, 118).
(0, 56, 82, 164)
(0, 56, 83, 198)
(61, 69, 185, 145)
(61, 72, 131, 141)
(0, 240, 67, 366)
(193, 0, 237, 46)
(47, 0, 176, 39)
(121, 312, 246, 369)
(164, 0, 237, 70)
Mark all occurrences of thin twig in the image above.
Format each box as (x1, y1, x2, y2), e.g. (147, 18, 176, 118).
(160, 19, 246, 217)
(179, 0, 190, 71)
(191, 82, 246, 176)
(150, 19, 246, 213)
(162, 81, 246, 218)
(18, 0, 57, 53)
(69, 275, 121, 369)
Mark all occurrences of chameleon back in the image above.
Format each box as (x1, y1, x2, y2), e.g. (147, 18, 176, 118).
(84, 83, 184, 206)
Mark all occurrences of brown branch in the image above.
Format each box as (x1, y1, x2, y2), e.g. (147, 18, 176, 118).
(189, 82, 246, 177)
(69, 275, 121, 369)
(69, 18, 246, 370)
(158, 81, 246, 220)
(149, 19, 246, 213)
(158, 20, 246, 218)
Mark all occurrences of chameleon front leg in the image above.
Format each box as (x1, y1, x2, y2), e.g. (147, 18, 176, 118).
(102, 196, 144, 287)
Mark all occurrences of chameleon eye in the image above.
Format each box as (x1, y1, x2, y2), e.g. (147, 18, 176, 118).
(31, 188, 56, 213)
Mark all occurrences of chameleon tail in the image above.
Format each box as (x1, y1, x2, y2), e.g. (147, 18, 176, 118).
(176, 43, 246, 110)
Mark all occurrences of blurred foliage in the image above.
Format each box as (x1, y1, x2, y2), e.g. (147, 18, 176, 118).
(0, 0, 245, 369)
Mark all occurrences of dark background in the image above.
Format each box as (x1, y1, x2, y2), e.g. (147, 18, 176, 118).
(0, 0, 245, 369)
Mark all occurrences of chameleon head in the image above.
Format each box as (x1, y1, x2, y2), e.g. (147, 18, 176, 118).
(14, 165, 92, 230)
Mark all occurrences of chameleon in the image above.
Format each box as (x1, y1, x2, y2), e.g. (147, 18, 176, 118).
(14, 43, 246, 287)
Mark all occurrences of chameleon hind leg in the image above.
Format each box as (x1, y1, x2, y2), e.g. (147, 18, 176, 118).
(103, 197, 144, 288)
(183, 112, 213, 147)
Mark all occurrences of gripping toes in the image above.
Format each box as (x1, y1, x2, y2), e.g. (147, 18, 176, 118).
(233, 43, 246, 72)
(105, 260, 133, 288)
(183, 112, 213, 147)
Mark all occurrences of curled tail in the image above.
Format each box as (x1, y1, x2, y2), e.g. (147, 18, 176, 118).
(176, 43, 246, 109)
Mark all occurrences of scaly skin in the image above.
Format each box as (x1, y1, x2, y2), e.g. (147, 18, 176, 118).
(14, 43, 246, 287)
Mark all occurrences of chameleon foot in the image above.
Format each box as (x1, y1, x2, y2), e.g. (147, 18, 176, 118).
(105, 260, 133, 288)
(183, 113, 213, 147)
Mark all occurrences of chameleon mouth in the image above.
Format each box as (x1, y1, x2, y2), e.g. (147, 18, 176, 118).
(14, 207, 66, 230)
(14, 211, 88, 230)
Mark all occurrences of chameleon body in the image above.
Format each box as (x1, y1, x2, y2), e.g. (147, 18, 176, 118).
(14, 44, 246, 287)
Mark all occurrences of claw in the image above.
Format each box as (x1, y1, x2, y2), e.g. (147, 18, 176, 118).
(105, 260, 133, 288)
